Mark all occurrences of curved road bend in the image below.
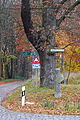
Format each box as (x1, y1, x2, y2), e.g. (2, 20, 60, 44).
(0, 81, 80, 120)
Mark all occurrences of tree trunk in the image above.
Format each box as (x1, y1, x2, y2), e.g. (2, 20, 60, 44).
(5, 64, 8, 79)
(39, 47, 56, 88)
(10, 58, 13, 78)
(1, 63, 3, 78)
(0, 58, 1, 78)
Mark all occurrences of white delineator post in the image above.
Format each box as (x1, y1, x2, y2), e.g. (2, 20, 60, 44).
(22, 86, 25, 106)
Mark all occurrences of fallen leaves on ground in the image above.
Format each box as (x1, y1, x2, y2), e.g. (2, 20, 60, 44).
(2, 83, 80, 115)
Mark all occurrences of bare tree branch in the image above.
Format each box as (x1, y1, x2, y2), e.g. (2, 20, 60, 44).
(56, 0, 80, 27)
(55, 0, 68, 13)
(62, 40, 80, 49)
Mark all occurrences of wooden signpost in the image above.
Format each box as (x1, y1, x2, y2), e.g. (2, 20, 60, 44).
(32, 57, 40, 88)
(48, 49, 64, 98)
(50, 49, 64, 53)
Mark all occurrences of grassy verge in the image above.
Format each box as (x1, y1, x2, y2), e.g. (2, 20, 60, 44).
(2, 76, 80, 115)
(68, 72, 80, 84)
(1, 79, 21, 82)
(0, 78, 23, 85)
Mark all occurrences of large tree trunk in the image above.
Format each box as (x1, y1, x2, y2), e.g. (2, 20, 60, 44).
(21, 0, 56, 88)
(39, 46, 56, 88)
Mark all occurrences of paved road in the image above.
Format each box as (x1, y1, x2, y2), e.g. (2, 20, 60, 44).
(0, 81, 24, 103)
(0, 81, 80, 120)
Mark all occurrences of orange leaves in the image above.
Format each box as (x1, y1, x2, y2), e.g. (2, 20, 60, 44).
(56, 30, 80, 72)
(13, 5, 35, 53)
(56, 30, 69, 48)
(43, 0, 51, 3)
(15, 33, 34, 52)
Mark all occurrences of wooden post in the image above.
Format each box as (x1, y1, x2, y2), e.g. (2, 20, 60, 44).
(36, 69, 38, 88)
(32, 68, 34, 87)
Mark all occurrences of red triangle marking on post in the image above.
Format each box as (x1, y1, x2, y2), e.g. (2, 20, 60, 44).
(32, 57, 40, 63)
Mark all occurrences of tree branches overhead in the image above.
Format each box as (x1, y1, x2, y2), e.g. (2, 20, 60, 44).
(54, 0, 68, 13)
(56, 0, 80, 27)
(21, 0, 80, 50)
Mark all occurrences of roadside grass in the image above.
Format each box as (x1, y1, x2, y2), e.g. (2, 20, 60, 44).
(0, 78, 23, 85)
(1, 76, 25, 81)
(2, 74, 80, 115)
(68, 72, 80, 84)
(69, 77, 80, 84)
(1, 79, 21, 82)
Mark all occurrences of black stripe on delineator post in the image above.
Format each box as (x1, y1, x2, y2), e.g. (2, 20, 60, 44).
(22, 91, 25, 97)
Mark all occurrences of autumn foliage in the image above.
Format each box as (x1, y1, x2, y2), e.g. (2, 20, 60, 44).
(14, 2, 80, 72)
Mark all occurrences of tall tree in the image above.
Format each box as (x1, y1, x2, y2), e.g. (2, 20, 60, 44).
(0, 0, 17, 79)
(21, 0, 80, 88)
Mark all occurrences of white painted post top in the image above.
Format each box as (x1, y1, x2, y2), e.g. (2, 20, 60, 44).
(22, 86, 25, 91)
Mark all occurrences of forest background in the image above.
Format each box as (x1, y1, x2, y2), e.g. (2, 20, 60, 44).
(0, 0, 80, 82)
